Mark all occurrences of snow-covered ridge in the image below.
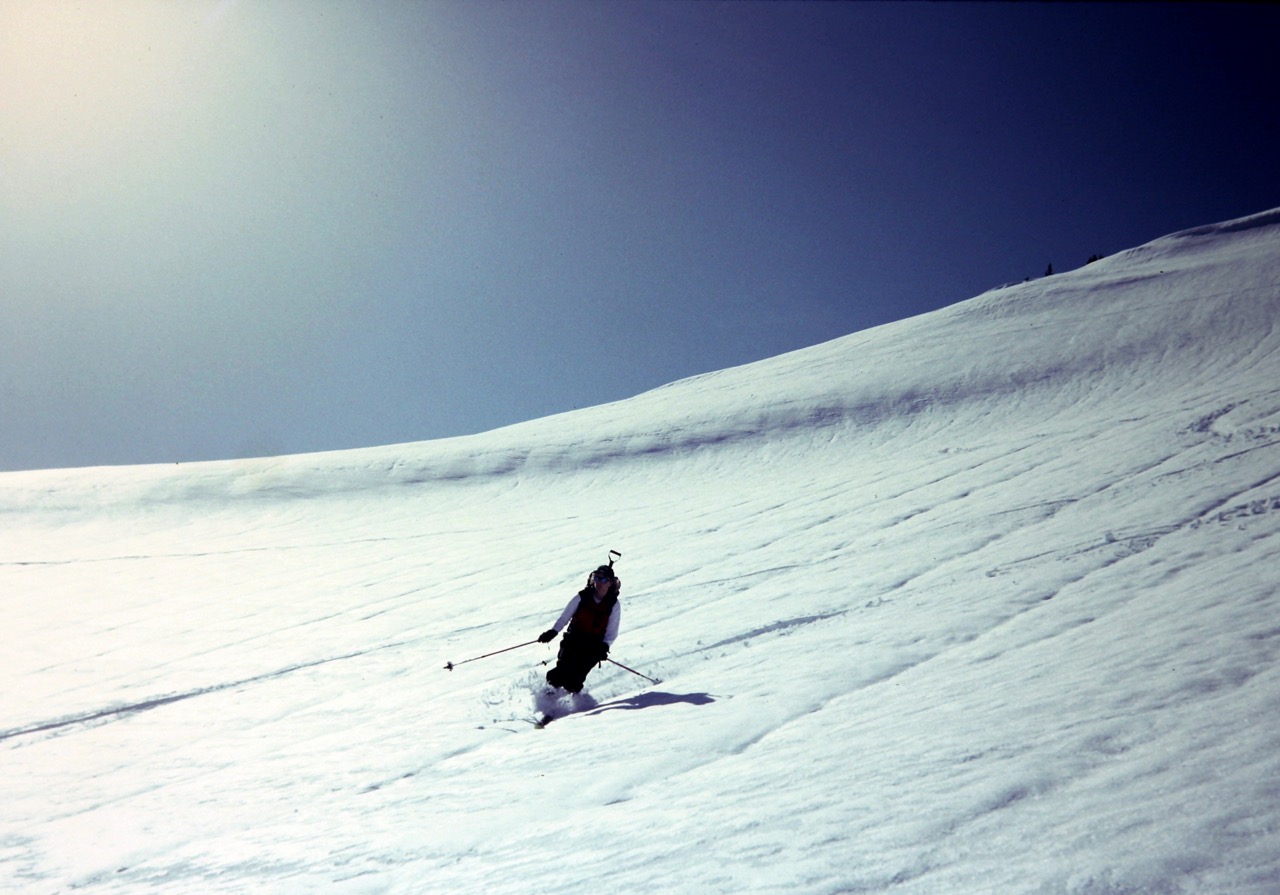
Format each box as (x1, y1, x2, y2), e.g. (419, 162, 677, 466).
(6, 207, 1278, 512)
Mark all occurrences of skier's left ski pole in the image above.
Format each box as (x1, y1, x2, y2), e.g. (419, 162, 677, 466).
(444, 640, 540, 671)
(607, 658, 661, 685)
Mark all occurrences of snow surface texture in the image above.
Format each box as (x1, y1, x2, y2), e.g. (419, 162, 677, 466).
(4, 208, 1280, 894)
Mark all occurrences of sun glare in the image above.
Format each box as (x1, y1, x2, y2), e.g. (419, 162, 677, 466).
(3, 2, 213, 150)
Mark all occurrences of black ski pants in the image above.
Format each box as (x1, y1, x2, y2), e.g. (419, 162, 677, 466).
(546, 631, 604, 693)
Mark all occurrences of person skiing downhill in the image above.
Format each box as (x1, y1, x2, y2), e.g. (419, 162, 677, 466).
(538, 564, 621, 694)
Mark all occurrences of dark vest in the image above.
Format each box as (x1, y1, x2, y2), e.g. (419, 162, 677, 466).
(567, 589, 618, 640)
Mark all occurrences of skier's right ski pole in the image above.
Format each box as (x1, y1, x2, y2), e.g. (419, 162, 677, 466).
(444, 640, 540, 671)
(607, 657, 661, 685)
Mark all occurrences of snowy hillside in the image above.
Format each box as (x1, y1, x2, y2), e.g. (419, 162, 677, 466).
(4, 208, 1280, 894)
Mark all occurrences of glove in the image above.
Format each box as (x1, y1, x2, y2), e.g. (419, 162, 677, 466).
(597, 642, 610, 663)
(538, 628, 558, 644)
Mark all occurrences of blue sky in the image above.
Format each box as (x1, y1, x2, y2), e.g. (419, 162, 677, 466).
(2, 0, 1277, 472)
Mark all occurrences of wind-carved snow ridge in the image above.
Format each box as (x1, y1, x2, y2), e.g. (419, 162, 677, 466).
(3, 207, 1280, 895)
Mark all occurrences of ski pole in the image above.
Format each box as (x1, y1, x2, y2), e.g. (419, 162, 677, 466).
(444, 640, 540, 671)
(607, 657, 662, 685)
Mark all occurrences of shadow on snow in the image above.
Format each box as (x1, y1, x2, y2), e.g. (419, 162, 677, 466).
(586, 691, 716, 717)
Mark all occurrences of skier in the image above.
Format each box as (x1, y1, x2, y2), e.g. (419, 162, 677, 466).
(538, 564, 621, 694)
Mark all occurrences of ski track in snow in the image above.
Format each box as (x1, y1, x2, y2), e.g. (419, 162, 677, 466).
(3, 208, 1280, 894)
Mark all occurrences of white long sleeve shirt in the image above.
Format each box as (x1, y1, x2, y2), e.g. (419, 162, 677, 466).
(551, 593, 621, 646)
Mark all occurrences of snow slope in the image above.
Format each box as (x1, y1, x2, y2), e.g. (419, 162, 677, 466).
(3, 208, 1280, 894)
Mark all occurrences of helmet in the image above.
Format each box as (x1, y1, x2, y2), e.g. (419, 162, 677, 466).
(590, 565, 615, 585)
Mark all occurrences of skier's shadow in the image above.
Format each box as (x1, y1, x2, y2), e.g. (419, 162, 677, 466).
(586, 691, 715, 716)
